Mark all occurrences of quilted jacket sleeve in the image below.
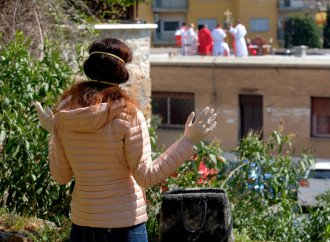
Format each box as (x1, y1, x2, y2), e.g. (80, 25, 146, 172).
(124, 110, 195, 188)
(48, 117, 73, 185)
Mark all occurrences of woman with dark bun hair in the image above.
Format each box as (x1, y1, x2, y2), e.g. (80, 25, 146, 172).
(35, 38, 217, 242)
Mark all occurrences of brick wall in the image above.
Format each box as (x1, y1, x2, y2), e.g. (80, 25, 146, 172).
(151, 56, 330, 159)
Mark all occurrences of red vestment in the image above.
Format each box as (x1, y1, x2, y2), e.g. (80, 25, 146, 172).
(231, 34, 237, 55)
(198, 27, 212, 55)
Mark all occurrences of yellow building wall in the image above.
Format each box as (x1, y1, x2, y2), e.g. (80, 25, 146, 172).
(187, 0, 278, 47)
(236, 0, 278, 47)
(139, 0, 279, 48)
(187, 0, 234, 27)
(139, 2, 154, 23)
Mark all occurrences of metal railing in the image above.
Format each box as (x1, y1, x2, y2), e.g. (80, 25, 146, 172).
(153, 32, 177, 44)
(153, 0, 188, 10)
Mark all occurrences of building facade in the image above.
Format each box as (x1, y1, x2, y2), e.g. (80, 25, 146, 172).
(150, 56, 330, 160)
(139, 0, 327, 48)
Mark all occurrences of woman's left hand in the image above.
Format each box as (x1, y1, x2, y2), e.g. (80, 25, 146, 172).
(34, 102, 54, 133)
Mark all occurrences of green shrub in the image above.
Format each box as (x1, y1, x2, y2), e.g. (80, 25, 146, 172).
(146, 125, 321, 241)
(303, 191, 330, 241)
(285, 13, 321, 48)
(323, 3, 330, 48)
(223, 128, 314, 241)
(0, 32, 82, 223)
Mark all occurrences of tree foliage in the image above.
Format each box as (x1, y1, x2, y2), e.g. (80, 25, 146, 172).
(323, 3, 330, 48)
(83, 0, 135, 21)
(0, 0, 95, 52)
(285, 13, 321, 48)
(81, 0, 152, 21)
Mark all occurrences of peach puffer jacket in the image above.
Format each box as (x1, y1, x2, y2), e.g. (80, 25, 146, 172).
(48, 100, 195, 228)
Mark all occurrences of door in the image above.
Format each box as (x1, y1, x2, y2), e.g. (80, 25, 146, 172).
(239, 95, 263, 139)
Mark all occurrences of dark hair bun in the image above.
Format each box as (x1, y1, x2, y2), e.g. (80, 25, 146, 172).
(83, 38, 133, 84)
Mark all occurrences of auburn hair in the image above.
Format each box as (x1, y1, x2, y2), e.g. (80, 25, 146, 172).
(56, 38, 139, 121)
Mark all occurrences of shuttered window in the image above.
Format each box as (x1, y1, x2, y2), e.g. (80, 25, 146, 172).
(152, 92, 194, 129)
(250, 18, 269, 32)
(311, 97, 330, 138)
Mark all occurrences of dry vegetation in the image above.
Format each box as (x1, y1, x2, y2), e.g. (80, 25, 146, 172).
(0, 0, 94, 54)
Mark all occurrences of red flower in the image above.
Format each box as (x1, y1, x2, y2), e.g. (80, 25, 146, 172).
(160, 180, 168, 193)
(198, 161, 207, 175)
(196, 177, 204, 184)
(171, 173, 179, 178)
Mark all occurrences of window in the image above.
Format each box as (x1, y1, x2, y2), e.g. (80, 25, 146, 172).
(308, 169, 330, 179)
(197, 18, 217, 31)
(152, 92, 194, 129)
(162, 20, 179, 32)
(250, 18, 269, 32)
(311, 97, 330, 138)
(284, 0, 290, 7)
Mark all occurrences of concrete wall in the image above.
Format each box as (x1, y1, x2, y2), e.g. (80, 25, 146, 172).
(150, 55, 330, 159)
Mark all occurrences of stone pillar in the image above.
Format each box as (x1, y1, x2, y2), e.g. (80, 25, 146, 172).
(95, 24, 157, 118)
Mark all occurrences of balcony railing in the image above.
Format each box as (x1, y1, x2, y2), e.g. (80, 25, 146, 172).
(153, 32, 177, 44)
(278, 0, 327, 10)
(153, 0, 188, 11)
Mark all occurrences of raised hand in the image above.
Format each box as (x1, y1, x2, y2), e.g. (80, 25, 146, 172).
(34, 102, 54, 133)
(184, 107, 217, 145)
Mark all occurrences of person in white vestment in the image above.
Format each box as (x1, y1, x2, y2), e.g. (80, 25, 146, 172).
(221, 42, 230, 56)
(229, 20, 248, 57)
(178, 23, 187, 55)
(211, 24, 227, 56)
(184, 23, 197, 55)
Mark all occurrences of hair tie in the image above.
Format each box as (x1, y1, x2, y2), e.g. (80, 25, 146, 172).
(89, 51, 125, 64)
(90, 79, 119, 86)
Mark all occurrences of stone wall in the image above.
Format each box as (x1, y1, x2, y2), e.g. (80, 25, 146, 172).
(150, 55, 330, 159)
(95, 24, 157, 117)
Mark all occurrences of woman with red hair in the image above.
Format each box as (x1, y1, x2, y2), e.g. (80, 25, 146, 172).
(35, 38, 217, 242)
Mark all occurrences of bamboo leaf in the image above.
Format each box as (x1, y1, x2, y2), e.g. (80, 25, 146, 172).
(25, 140, 30, 150)
(31, 174, 37, 181)
(209, 154, 217, 166)
(0, 130, 6, 142)
(36, 188, 43, 195)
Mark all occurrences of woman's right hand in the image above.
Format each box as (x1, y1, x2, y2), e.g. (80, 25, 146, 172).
(184, 107, 217, 145)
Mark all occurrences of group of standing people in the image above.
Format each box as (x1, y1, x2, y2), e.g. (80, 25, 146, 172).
(176, 20, 248, 57)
